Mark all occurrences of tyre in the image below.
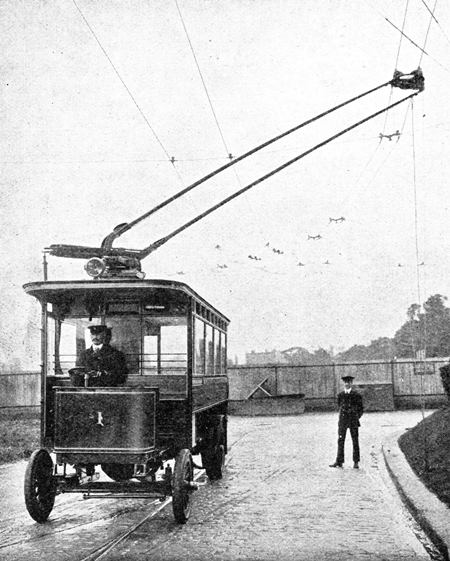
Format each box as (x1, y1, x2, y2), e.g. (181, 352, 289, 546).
(172, 449, 194, 524)
(101, 463, 135, 481)
(201, 415, 226, 480)
(24, 449, 56, 523)
(202, 443, 225, 480)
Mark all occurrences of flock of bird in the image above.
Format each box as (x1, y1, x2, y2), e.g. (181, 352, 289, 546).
(211, 216, 348, 272)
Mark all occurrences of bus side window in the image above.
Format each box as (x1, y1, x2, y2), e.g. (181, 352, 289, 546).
(143, 323, 160, 374)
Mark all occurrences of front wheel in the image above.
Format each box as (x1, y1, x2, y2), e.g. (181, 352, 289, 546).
(172, 449, 194, 524)
(24, 449, 56, 523)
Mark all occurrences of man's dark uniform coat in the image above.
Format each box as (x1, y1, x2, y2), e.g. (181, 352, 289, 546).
(76, 345, 128, 386)
(335, 389, 364, 464)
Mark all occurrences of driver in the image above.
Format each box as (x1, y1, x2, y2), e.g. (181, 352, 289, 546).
(76, 324, 128, 386)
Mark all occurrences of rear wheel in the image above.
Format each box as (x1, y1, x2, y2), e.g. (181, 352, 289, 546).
(24, 449, 56, 523)
(101, 463, 134, 481)
(201, 415, 226, 480)
(202, 443, 225, 480)
(172, 449, 194, 524)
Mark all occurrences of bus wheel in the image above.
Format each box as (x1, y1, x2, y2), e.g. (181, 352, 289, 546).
(201, 415, 225, 480)
(172, 449, 194, 524)
(101, 463, 134, 481)
(202, 443, 225, 480)
(24, 449, 56, 523)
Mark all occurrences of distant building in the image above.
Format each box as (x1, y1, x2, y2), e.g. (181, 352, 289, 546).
(246, 349, 289, 366)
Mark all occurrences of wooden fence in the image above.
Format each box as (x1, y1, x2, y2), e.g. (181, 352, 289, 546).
(0, 358, 447, 411)
(0, 372, 40, 410)
(228, 358, 448, 411)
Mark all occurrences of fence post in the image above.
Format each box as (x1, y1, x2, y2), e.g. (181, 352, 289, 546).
(333, 362, 337, 399)
(274, 366, 278, 396)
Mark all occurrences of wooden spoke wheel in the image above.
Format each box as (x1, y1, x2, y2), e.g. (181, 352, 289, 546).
(101, 463, 135, 481)
(172, 449, 194, 524)
(24, 449, 56, 523)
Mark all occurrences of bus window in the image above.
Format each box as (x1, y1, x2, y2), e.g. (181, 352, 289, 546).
(221, 333, 227, 372)
(194, 317, 205, 376)
(205, 324, 214, 376)
(143, 317, 187, 375)
(143, 329, 159, 374)
(214, 330, 221, 375)
(160, 324, 187, 374)
(59, 322, 77, 373)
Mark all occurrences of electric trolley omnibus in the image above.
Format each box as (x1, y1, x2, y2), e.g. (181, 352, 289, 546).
(24, 269, 229, 524)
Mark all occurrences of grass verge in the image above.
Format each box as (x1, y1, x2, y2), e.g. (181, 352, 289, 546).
(0, 411, 40, 464)
(399, 405, 450, 507)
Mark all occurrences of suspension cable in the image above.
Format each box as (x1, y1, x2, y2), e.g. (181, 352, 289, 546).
(140, 91, 420, 258)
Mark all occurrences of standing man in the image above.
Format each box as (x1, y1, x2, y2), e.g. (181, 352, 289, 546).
(76, 324, 128, 386)
(329, 375, 364, 469)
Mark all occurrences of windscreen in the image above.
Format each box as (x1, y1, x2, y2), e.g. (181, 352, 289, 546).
(46, 312, 187, 378)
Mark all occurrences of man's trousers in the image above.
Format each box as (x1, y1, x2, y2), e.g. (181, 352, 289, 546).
(336, 424, 360, 464)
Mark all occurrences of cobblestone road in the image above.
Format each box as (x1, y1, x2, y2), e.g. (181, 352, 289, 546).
(0, 410, 435, 560)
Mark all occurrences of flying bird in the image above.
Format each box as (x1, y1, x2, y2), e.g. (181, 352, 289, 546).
(308, 234, 322, 240)
(329, 216, 345, 223)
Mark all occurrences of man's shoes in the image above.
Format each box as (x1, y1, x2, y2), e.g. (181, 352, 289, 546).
(329, 462, 343, 468)
(353, 462, 359, 469)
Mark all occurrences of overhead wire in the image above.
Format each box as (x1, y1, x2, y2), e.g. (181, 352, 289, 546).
(413, 0, 439, 357)
(325, 0, 412, 242)
(366, 0, 450, 72)
(71, 0, 186, 185)
(174, 0, 231, 158)
(382, 0, 410, 136)
(421, 0, 450, 46)
(419, 0, 438, 66)
(174, 0, 266, 245)
(394, 0, 411, 70)
(410, 97, 430, 462)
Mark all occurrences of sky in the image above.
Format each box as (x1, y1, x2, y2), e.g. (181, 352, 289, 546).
(1, 0, 450, 368)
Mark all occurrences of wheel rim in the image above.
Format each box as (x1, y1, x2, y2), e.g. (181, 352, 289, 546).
(172, 449, 194, 523)
(32, 454, 53, 508)
(181, 457, 192, 517)
(24, 450, 56, 522)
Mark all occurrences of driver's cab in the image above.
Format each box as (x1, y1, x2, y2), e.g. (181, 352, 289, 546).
(25, 278, 228, 404)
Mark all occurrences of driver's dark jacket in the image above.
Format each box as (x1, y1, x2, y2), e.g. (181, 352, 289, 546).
(76, 345, 128, 386)
(337, 390, 363, 428)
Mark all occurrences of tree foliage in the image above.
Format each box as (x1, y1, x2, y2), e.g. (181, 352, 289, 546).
(393, 294, 450, 358)
(252, 293, 450, 366)
(336, 294, 450, 362)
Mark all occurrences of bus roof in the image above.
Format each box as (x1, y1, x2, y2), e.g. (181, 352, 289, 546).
(23, 278, 230, 324)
